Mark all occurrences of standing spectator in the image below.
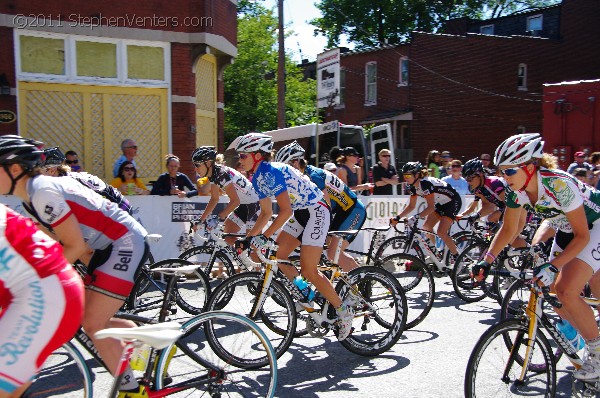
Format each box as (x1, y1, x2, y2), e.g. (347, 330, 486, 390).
(151, 154, 195, 196)
(426, 150, 442, 178)
(337, 147, 372, 193)
(113, 138, 138, 177)
(65, 150, 82, 172)
(442, 160, 470, 196)
(110, 161, 150, 195)
(480, 153, 497, 176)
(372, 148, 399, 195)
(440, 151, 453, 177)
(572, 168, 591, 185)
(567, 151, 593, 174)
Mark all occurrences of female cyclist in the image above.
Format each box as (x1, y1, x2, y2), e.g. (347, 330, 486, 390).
(392, 161, 462, 259)
(0, 203, 84, 398)
(471, 133, 600, 381)
(457, 158, 508, 223)
(235, 133, 354, 340)
(275, 141, 366, 271)
(0, 136, 149, 397)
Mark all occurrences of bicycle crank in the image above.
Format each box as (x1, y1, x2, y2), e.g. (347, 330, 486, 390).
(306, 317, 330, 338)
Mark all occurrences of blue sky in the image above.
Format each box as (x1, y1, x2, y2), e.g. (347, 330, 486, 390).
(262, 0, 354, 63)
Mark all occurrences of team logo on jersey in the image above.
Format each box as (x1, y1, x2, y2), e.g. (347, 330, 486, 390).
(550, 178, 575, 207)
(44, 203, 63, 224)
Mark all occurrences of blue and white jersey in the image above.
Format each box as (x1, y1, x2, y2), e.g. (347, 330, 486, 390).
(252, 161, 323, 210)
(304, 165, 357, 211)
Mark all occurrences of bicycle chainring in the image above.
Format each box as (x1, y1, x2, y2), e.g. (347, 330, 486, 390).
(306, 317, 330, 338)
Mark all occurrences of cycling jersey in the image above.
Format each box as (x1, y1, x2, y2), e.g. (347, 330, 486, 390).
(69, 171, 132, 214)
(472, 176, 507, 210)
(303, 165, 356, 211)
(24, 175, 148, 299)
(408, 177, 460, 205)
(252, 161, 323, 209)
(210, 165, 259, 205)
(0, 205, 84, 393)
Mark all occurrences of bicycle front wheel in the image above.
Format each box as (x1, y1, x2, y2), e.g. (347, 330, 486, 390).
(465, 319, 556, 398)
(24, 341, 93, 398)
(155, 311, 277, 398)
(336, 266, 407, 356)
(452, 241, 491, 303)
(179, 244, 237, 281)
(377, 253, 435, 329)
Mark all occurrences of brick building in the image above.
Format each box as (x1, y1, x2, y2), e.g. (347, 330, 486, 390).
(320, 0, 600, 165)
(0, 0, 236, 181)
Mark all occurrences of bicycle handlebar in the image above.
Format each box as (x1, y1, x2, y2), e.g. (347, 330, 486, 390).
(488, 268, 562, 308)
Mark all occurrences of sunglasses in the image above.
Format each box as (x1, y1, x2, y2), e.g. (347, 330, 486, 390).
(123, 167, 135, 172)
(66, 159, 79, 165)
(500, 165, 526, 176)
(451, 165, 462, 168)
(238, 153, 251, 160)
(466, 175, 479, 182)
(193, 162, 206, 168)
(126, 146, 138, 150)
(380, 154, 391, 158)
(403, 173, 415, 178)
(481, 158, 491, 161)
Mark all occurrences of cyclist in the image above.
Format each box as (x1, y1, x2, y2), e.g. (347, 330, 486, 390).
(0, 203, 84, 398)
(0, 136, 149, 397)
(471, 133, 600, 381)
(235, 133, 354, 340)
(40, 147, 132, 214)
(275, 141, 366, 271)
(190, 146, 261, 275)
(392, 161, 462, 259)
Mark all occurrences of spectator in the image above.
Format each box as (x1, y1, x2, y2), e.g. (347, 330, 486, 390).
(426, 150, 441, 178)
(113, 138, 138, 177)
(329, 146, 342, 166)
(372, 148, 399, 195)
(572, 167, 591, 185)
(337, 147, 372, 193)
(480, 153, 497, 176)
(440, 151, 453, 177)
(442, 159, 470, 196)
(151, 154, 195, 196)
(589, 152, 600, 189)
(567, 151, 593, 174)
(65, 150, 82, 172)
(110, 161, 150, 195)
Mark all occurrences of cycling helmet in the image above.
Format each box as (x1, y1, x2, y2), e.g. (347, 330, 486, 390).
(494, 133, 544, 167)
(402, 161, 424, 174)
(41, 147, 66, 167)
(462, 158, 484, 178)
(235, 133, 273, 153)
(0, 135, 44, 169)
(191, 146, 217, 163)
(274, 141, 305, 164)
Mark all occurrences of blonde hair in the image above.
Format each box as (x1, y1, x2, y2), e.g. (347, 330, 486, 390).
(538, 153, 558, 170)
(215, 154, 225, 165)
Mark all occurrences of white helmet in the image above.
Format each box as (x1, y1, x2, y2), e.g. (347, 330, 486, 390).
(494, 133, 544, 167)
(275, 141, 305, 164)
(235, 133, 273, 153)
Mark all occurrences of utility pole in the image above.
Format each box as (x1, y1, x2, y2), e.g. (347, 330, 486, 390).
(277, 0, 286, 128)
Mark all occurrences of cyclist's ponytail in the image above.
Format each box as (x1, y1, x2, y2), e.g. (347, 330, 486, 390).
(538, 153, 558, 170)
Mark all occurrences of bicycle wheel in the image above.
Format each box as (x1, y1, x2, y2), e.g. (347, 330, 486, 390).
(452, 241, 491, 303)
(24, 341, 93, 398)
(377, 253, 435, 329)
(204, 272, 296, 362)
(465, 319, 556, 398)
(179, 244, 237, 280)
(376, 235, 424, 261)
(155, 311, 277, 397)
(335, 266, 407, 356)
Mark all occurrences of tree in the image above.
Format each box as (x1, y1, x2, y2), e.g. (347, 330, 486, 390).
(310, 0, 560, 49)
(224, 4, 317, 146)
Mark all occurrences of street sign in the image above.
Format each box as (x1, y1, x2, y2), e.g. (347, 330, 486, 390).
(316, 48, 340, 108)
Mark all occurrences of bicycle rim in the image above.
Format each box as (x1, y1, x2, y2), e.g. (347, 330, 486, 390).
(179, 245, 237, 281)
(465, 319, 556, 398)
(452, 242, 490, 303)
(155, 311, 277, 397)
(24, 341, 93, 398)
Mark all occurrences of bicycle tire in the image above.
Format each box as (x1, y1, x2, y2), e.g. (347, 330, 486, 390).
(465, 318, 556, 398)
(451, 241, 491, 303)
(376, 235, 424, 261)
(204, 272, 296, 362)
(155, 311, 277, 398)
(376, 253, 435, 329)
(24, 341, 93, 398)
(335, 266, 407, 356)
(179, 244, 237, 280)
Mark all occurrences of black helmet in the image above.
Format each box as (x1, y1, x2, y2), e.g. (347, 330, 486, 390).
(0, 135, 44, 169)
(192, 146, 217, 163)
(41, 147, 66, 167)
(462, 158, 484, 178)
(402, 161, 423, 174)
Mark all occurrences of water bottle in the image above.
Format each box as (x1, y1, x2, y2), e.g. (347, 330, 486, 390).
(293, 276, 316, 302)
(556, 319, 585, 351)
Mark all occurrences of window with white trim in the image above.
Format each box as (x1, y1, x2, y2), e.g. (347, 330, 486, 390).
(517, 63, 527, 90)
(527, 15, 543, 33)
(338, 68, 346, 106)
(365, 61, 377, 105)
(399, 57, 409, 86)
(480, 25, 494, 35)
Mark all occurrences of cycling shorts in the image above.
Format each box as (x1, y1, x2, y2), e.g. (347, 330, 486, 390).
(330, 201, 367, 243)
(434, 196, 462, 219)
(229, 202, 261, 231)
(550, 224, 600, 273)
(85, 231, 149, 300)
(282, 201, 331, 247)
(0, 266, 84, 393)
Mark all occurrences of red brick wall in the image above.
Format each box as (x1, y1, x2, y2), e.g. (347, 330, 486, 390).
(0, 28, 17, 135)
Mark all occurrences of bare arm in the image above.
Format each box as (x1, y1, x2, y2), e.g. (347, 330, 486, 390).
(248, 197, 274, 237)
(218, 184, 241, 220)
(199, 184, 221, 222)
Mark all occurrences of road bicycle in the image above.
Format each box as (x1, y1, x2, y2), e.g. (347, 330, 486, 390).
(464, 268, 600, 398)
(26, 263, 277, 397)
(203, 231, 408, 359)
